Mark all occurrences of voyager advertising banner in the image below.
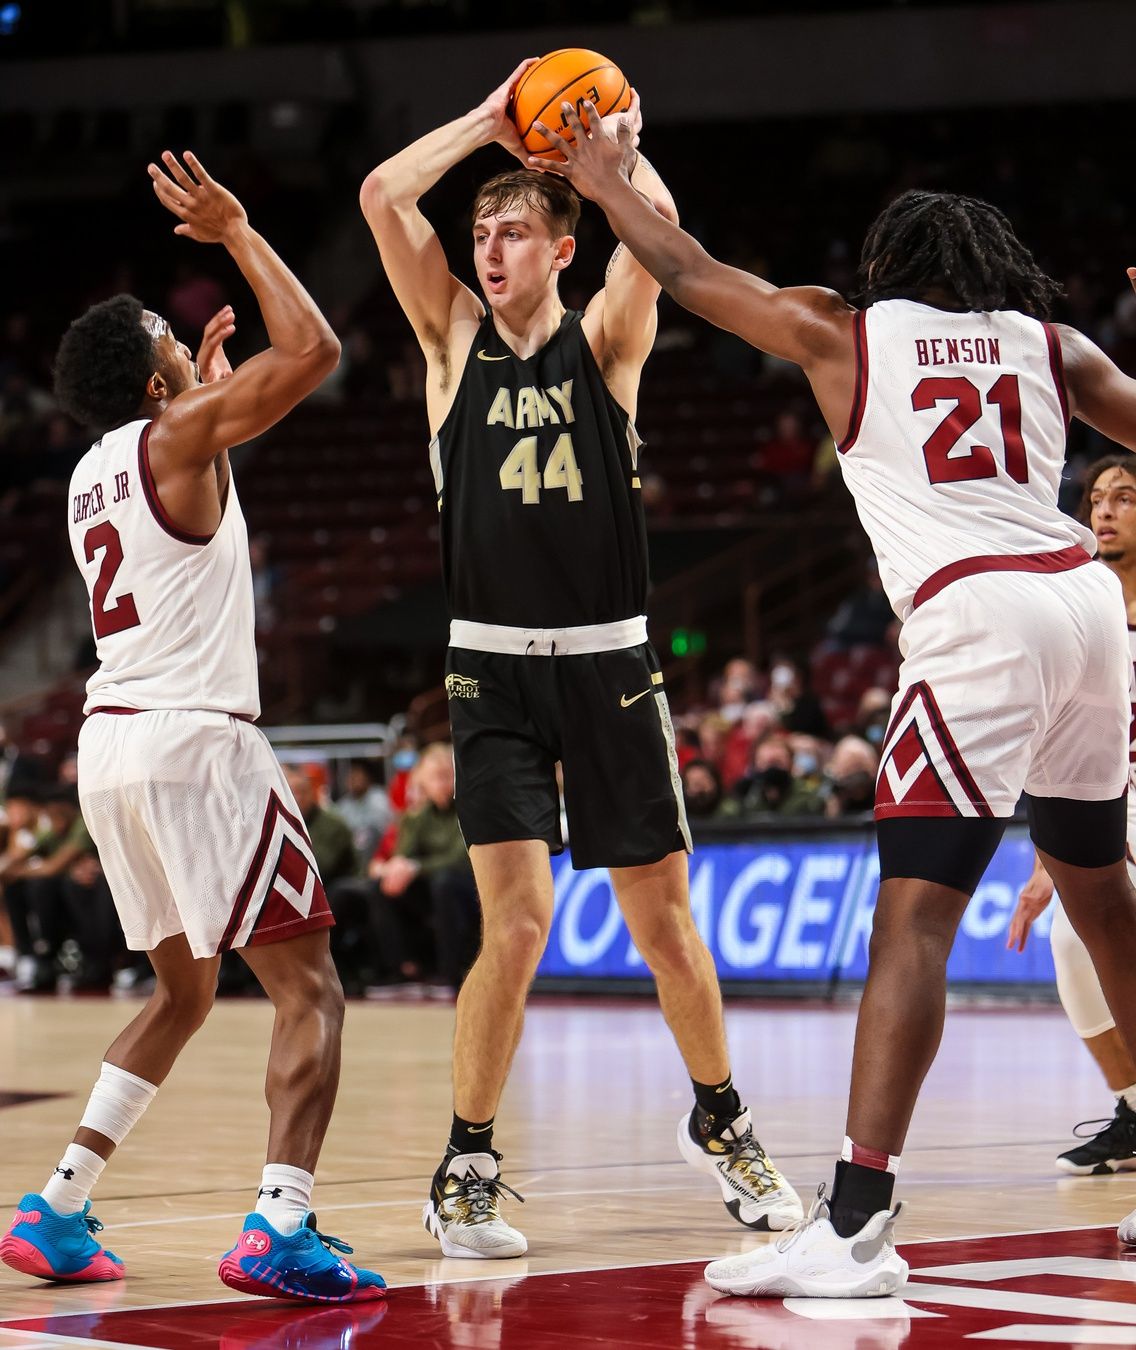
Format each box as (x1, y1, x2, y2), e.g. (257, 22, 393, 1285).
(537, 829, 1049, 985)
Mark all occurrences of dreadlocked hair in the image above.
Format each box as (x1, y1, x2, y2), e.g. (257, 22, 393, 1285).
(1077, 453, 1136, 525)
(856, 189, 1062, 318)
(53, 294, 156, 432)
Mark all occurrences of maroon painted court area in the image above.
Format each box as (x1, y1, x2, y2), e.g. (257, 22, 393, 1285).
(4, 1227, 1136, 1348)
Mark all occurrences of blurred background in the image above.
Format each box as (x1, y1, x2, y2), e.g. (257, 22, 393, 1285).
(0, 0, 1131, 997)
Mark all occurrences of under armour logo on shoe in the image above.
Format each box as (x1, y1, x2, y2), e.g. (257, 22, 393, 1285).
(257, 1186, 283, 1199)
(54, 1167, 76, 1180)
(242, 1231, 270, 1253)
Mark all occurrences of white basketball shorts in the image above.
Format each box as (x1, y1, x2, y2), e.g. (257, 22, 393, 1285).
(78, 708, 332, 959)
(876, 560, 1129, 819)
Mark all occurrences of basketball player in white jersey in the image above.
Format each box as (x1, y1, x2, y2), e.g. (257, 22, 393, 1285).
(546, 105, 1136, 1296)
(0, 152, 385, 1303)
(1007, 456, 1136, 1184)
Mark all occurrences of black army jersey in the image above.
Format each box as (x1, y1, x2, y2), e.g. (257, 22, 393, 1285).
(430, 310, 649, 629)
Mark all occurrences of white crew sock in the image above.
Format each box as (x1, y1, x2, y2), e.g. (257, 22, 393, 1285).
(254, 1164, 314, 1236)
(41, 1143, 106, 1216)
(1117, 1083, 1136, 1112)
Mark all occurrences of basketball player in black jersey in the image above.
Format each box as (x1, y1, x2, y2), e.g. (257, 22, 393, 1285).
(360, 60, 803, 1257)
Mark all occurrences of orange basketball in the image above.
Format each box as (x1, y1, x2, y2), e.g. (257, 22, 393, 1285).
(510, 49, 632, 160)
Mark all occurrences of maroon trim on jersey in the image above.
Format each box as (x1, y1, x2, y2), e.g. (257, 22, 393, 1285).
(912, 543, 1091, 611)
(837, 310, 869, 454)
(87, 705, 255, 723)
(1043, 322, 1070, 426)
(217, 789, 314, 954)
(875, 680, 991, 820)
(137, 422, 216, 547)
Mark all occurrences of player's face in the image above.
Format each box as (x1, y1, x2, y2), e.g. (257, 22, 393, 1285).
(472, 205, 571, 310)
(1089, 467, 1136, 563)
(142, 310, 199, 398)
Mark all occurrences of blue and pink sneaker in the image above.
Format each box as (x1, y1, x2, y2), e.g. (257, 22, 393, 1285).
(218, 1213, 386, 1303)
(0, 1194, 124, 1282)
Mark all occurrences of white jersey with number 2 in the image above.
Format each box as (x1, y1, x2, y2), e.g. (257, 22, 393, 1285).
(837, 298, 1095, 621)
(67, 417, 259, 719)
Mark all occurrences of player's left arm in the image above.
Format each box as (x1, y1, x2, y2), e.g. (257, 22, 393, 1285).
(1058, 282, 1136, 450)
(582, 98, 678, 382)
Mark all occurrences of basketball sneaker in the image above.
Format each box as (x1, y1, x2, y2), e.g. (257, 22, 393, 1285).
(678, 1106, 804, 1230)
(423, 1151, 527, 1258)
(0, 1194, 124, 1282)
(1056, 1098, 1136, 1174)
(218, 1212, 386, 1303)
(1117, 1206, 1136, 1244)
(704, 1184, 907, 1298)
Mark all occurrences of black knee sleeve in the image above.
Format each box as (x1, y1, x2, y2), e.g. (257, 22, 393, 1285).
(877, 816, 1008, 896)
(1026, 793, 1127, 869)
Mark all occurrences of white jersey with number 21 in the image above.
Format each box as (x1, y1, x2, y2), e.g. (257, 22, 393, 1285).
(837, 298, 1095, 621)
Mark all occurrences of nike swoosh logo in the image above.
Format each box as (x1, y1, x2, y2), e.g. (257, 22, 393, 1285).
(620, 690, 653, 708)
(468, 1123, 494, 1133)
(715, 1079, 734, 1093)
(477, 350, 510, 361)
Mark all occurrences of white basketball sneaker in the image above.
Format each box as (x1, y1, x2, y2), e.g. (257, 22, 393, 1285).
(678, 1106, 804, 1230)
(1117, 1207, 1136, 1244)
(704, 1184, 907, 1298)
(422, 1152, 527, 1259)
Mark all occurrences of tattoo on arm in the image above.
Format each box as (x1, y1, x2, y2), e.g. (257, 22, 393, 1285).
(606, 243, 625, 280)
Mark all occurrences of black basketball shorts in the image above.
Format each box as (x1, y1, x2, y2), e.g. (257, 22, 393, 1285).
(445, 643, 692, 870)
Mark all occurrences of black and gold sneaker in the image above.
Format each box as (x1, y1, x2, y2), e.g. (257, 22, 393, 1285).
(678, 1106, 804, 1231)
(422, 1151, 527, 1258)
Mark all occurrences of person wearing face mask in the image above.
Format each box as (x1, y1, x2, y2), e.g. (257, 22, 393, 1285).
(679, 760, 727, 820)
(734, 738, 825, 818)
(856, 687, 893, 751)
(823, 736, 880, 818)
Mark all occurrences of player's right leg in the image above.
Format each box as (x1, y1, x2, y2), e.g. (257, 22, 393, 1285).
(2, 933, 216, 1283)
(423, 838, 553, 1259)
(1049, 901, 1136, 1174)
(217, 929, 385, 1302)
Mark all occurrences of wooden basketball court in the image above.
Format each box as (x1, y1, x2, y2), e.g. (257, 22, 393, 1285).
(3, 992, 1136, 1346)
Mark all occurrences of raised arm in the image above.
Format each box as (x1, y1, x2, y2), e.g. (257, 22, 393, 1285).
(533, 104, 851, 372)
(1057, 279, 1136, 451)
(359, 59, 535, 362)
(147, 151, 340, 467)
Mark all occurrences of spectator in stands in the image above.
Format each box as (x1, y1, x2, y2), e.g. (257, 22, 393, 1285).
(752, 408, 819, 500)
(681, 758, 729, 820)
(4, 787, 119, 992)
(714, 658, 763, 720)
(824, 558, 895, 649)
(334, 760, 393, 862)
(283, 765, 358, 887)
(734, 737, 826, 817)
(696, 713, 731, 774)
(856, 686, 893, 752)
(368, 743, 478, 992)
(768, 657, 831, 739)
(823, 735, 879, 818)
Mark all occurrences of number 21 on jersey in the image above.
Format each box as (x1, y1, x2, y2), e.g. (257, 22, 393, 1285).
(499, 432, 584, 504)
(912, 373, 1027, 485)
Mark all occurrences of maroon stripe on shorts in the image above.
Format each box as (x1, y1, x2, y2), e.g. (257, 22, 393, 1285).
(912, 543, 1091, 612)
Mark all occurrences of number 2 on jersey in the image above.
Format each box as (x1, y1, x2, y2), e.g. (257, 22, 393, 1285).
(912, 374, 1027, 485)
(84, 521, 141, 638)
(499, 433, 583, 504)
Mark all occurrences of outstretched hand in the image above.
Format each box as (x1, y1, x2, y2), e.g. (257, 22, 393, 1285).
(196, 306, 235, 384)
(528, 95, 640, 201)
(1006, 869, 1055, 953)
(148, 151, 248, 244)
(1129, 266, 1136, 295)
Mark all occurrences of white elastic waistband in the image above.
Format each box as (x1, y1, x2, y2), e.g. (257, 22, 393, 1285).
(449, 615, 648, 656)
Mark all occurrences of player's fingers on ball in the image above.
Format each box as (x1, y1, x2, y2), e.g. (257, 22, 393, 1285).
(533, 121, 571, 155)
(559, 101, 585, 135)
